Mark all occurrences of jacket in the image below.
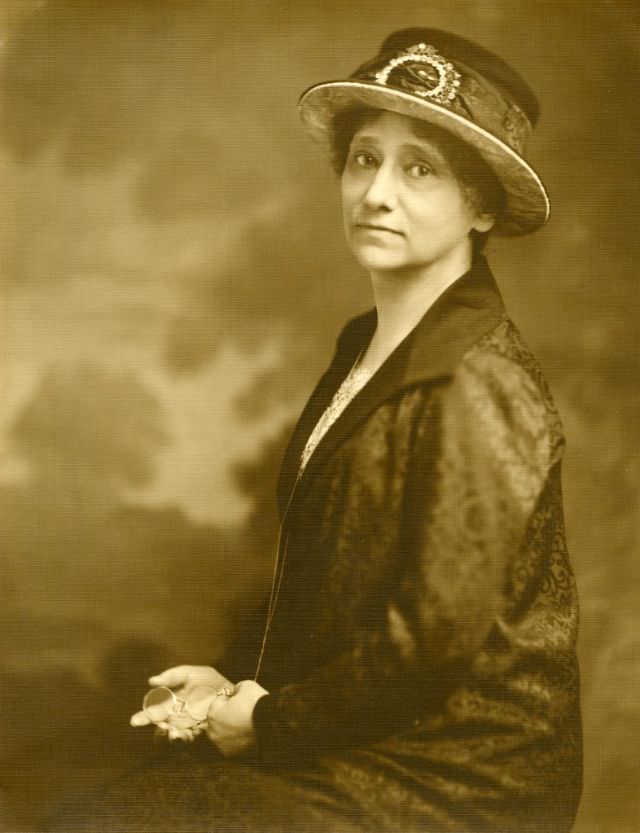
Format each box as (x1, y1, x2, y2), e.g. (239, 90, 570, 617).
(252, 255, 582, 832)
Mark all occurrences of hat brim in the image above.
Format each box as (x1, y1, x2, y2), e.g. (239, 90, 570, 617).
(298, 81, 550, 236)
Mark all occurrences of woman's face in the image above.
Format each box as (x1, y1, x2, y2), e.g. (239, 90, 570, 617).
(341, 110, 494, 274)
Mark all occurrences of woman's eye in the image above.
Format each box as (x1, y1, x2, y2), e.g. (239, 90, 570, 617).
(408, 163, 433, 178)
(351, 151, 377, 169)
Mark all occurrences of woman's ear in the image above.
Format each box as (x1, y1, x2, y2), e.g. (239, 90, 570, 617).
(472, 213, 495, 233)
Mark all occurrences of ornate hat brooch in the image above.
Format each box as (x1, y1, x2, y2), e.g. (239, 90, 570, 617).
(374, 43, 462, 106)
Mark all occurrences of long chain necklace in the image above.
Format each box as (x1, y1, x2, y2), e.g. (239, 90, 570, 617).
(253, 347, 372, 682)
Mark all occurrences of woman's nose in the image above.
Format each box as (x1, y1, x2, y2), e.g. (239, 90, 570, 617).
(363, 164, 398, 211)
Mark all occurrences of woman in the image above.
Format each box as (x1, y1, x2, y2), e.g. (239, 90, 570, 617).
(55, 27, 582, 833)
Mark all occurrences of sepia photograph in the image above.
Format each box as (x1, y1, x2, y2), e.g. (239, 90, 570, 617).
(1, 2, 638, 831)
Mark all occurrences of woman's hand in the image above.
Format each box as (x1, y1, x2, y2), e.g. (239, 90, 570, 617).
(130, 665, 234, 741)
(206, 680, 269, 757)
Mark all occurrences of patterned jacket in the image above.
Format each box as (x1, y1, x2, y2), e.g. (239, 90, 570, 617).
(252, 256, 582, 833)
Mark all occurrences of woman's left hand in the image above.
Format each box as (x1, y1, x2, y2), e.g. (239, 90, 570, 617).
(206, 679, 269, 757)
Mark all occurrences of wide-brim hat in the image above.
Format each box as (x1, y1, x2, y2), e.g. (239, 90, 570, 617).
(298, 28, 549, 235)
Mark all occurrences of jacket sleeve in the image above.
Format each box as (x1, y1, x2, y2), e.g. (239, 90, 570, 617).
(252, 346, 565, 763)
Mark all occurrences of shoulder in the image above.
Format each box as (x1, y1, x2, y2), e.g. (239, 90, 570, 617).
(460, 317, 561, 422)
(442, 316, 565, 475)
(464, 317, 558, 396)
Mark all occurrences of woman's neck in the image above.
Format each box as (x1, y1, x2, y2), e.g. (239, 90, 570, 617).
(361, 244, 473, 371)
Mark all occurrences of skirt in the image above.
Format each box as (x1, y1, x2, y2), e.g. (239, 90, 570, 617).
(45, 741, 368, 833)
(45, 733, 578, 833)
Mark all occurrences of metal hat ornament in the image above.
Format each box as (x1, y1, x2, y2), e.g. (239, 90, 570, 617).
(298, 29, 549, 235)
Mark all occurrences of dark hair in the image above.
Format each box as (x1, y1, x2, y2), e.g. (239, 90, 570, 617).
(330, 105, 507, 253)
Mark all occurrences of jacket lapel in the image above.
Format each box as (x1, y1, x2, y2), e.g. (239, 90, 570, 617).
(276, 256, 506, 518)
(275, 310, 375, 516)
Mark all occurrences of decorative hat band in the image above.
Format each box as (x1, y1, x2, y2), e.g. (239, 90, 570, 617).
(356, 43, 533, 156)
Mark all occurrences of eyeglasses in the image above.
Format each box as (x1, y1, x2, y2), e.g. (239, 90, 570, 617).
(142, 685, 231, 730)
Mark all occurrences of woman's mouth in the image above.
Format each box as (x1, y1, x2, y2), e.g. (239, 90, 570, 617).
(355, 223, 403, 236)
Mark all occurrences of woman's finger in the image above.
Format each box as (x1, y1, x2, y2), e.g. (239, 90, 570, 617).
(168, 726, 190, 741)
(148, 665, 191, 688)
(130, 710, 151, 727)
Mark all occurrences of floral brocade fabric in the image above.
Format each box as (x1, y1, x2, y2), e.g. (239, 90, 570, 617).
(252, 263, 583, 833)
(50, 259, 582, 833)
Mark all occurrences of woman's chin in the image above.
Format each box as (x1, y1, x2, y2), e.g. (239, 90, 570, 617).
(350, 247, 409, 273)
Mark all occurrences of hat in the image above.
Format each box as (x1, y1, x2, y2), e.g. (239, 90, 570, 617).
(298, 28, 549, 235)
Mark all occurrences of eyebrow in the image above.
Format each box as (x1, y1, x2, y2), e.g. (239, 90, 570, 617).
(351, 135, 448, 164)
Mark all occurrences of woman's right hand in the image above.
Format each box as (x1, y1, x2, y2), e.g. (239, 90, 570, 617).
(130, 665, 235, 740)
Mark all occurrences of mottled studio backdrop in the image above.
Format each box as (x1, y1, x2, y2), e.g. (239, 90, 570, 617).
(1, 1, 639, 831)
